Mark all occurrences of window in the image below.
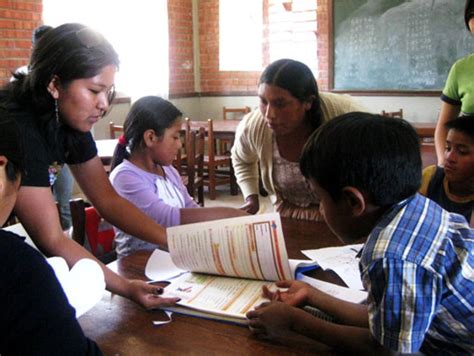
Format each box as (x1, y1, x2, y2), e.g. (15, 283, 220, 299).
(219, 0, 263, 71)
(219, 0, 317, 75)
(42, 0, 169, 100)
(268, 0, 318, 76)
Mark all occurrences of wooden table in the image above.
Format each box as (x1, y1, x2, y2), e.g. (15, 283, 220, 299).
(94, 120, 240, 162)
(411, 122, 436, 140)
(79, 218, 342, 355)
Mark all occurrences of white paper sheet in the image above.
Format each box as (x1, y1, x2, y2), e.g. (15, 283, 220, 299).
(302, 243, 364, 290)
(47, 257, 105, 318)
(297, 274, 367, 304)
(145, 249, 186, 282)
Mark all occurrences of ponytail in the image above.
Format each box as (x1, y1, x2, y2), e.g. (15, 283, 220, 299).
(110, 134, 129, 172)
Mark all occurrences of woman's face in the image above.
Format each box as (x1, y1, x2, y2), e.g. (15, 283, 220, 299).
(49, 64, 116, 133)
(257, 83, 311, 137)
(151, 118, 183, 166)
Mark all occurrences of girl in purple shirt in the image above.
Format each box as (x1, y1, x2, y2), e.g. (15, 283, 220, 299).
(110, 96, 246, 257)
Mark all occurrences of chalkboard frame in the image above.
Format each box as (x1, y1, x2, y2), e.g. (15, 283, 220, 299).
(327, 0, 441, 97)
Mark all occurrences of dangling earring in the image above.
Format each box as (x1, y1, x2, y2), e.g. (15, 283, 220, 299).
(54, 99, 59, 124)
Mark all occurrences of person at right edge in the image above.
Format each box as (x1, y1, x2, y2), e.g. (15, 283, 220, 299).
(435, 0, 474, 164)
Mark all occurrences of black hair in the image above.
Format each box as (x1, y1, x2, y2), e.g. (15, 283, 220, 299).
(32, 25, 53, 45)
(259, 59, 322, 131)
(445, 115, 474, 140)
(300, 112, 421, 207)
(465, 0, 474, 30)
(6, 23, 119, 118)
(0, 116, 24, 182)
(110, 96, 183, 171)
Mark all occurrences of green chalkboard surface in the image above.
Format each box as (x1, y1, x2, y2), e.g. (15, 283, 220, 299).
(333, 0, 474, 91)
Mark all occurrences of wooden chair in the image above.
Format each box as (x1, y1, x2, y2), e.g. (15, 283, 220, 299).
(223, 106, 251, 120)
(69, 198, 117, 264)
(183, 124, 206, 206)
(381, 109, 403, 119)
(219, 106, 251, 154)
(187, 118, 238, 200)
(109, 121, 124, 139)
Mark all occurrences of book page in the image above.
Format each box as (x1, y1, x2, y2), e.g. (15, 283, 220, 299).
(167, 213, 291, 281)
(163, 272, 272, 320)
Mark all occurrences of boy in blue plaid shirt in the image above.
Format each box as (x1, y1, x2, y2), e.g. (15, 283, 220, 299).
(247, 113, 473, 355)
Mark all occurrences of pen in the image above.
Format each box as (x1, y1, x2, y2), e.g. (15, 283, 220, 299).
(351, 247, 363, 259)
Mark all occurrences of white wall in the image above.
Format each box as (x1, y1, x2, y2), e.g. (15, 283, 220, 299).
(172, 94, 441, 123)
(91, 101, 131, 139)
(355, 95, 440, 123)
(170, 96, 259, 122)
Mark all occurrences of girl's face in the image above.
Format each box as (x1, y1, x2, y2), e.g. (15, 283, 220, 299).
(258, 83, 311, 137)
(48, 64, 116, 133)
(469, 17, 474, 34)
(151, 118, 183, 166)
(0, 157, 21, 226)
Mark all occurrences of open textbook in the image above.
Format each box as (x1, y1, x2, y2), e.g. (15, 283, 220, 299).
(150, 213, 365, 325)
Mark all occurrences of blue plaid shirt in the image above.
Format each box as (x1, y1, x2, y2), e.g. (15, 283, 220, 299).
(359, 194, 473, 355)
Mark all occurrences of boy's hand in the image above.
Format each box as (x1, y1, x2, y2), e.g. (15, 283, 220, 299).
(263, 280, 312, 307)
(246, 301, 296, 340)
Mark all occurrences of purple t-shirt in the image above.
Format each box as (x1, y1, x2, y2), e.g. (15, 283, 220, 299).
(110, 160, 199, 257)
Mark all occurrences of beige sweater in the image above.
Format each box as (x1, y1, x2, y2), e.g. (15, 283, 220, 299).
(231, 92, 367, 204)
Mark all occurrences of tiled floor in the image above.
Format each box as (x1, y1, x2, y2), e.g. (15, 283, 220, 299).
(202, 186, 273, 213)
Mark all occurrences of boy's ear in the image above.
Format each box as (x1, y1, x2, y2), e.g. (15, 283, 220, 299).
(341, 186, 366, 216)
(47, 75, 60, 99)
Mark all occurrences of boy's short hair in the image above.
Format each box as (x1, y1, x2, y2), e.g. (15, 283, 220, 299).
(445, 115, 474, 139)
(300, 112, 421, 207)
(0, 116, 24, 182)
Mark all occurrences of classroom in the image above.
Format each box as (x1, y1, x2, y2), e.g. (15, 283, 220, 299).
(0, 1, 472, 355)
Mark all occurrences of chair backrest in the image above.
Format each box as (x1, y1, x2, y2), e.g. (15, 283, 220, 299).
(173, 122, 187, 175)
(109, 121, 124, 139)
(380, 109, 403, 119)
(69, 198, 116, 263)
(223, 106, 251, 121)
(184, 122, 205, 206)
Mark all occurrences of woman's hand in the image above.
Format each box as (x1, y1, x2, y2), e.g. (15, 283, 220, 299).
(263, 280, 312, 307)
(240, 194, 259, 214)
(127, 279, 180, 310)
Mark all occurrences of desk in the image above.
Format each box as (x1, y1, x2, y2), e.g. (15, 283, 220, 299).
(79, 218, 341, 355)
(95, 138, 117, 165)
(412, 122, 436, 140)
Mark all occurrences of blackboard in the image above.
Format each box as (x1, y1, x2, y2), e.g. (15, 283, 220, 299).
(333, 0, 474, 91)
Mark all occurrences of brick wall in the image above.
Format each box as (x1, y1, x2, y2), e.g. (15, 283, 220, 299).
(316, 0, 330, 91)
(169, 0, 328, 97)
(168, 0, 195, 96)
(0, 0, 42, 86)
(197, 0, 260, 95)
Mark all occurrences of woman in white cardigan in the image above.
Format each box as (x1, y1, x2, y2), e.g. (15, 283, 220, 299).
(231, 59, 366, 220)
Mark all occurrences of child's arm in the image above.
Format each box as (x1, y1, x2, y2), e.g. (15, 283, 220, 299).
(264, 280, 368, 327)
(247, 301, 388, 355)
